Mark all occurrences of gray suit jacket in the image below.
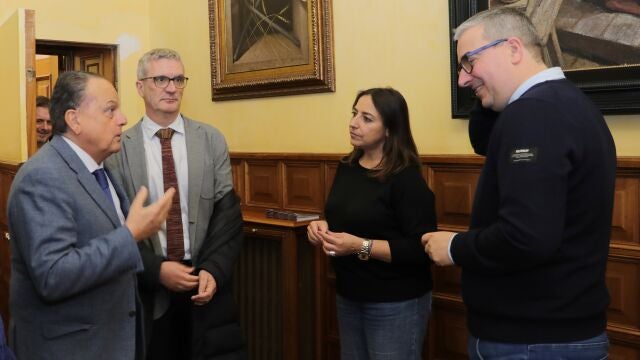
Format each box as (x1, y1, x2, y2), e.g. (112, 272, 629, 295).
(8, 136, 144, 360)
(107, 116, 246, 359)
(105, 116, 234, 319)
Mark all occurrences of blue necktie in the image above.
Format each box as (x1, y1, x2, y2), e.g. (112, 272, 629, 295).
(93, 168, 115, 208)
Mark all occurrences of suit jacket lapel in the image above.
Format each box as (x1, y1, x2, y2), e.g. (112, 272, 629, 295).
(184, 117, 205, 248)
(50, 136, 121, 227)
(123, 122, 150, 204)
(122, 121, 163, 252)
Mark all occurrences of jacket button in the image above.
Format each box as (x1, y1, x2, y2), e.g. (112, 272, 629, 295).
(129, 311, 136, 317)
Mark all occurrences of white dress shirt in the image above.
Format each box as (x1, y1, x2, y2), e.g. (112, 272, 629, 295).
(141, 115, 191, 260)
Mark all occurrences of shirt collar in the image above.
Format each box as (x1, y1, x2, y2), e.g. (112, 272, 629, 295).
(509, 67, 565, 104)
(61, 135, 102, 172)
(141, 114, 185, 141)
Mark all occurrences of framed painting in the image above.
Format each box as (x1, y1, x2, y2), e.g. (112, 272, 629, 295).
(208, 0, 335, 101)
(450, 0, 640, 117)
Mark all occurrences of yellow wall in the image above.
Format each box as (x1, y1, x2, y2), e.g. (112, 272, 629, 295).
(3, 1, 640, 157)
(0, 10, 26, 163)
(147, 0, 640, 156)
(606, 115, 640, 155)
(1, 0, 151, 156)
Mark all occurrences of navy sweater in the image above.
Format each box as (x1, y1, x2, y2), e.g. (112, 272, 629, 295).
(325, 162, 436, 302)
(452, 79, 616, 342)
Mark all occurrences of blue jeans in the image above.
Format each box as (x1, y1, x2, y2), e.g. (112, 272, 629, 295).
(468, 331, 609, 360)
(336, 292, 431, 360)
(0, 316, 15, 360)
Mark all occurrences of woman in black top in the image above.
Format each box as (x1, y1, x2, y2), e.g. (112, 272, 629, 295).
(307, 88, 436, 359)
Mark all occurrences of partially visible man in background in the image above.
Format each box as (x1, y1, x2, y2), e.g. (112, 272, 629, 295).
(35, 95, 52, 147)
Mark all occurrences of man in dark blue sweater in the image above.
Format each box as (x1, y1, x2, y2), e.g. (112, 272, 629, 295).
(423, 7, 616, 359)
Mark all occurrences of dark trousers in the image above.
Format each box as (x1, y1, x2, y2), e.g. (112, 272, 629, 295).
(147, 289, 194, 360)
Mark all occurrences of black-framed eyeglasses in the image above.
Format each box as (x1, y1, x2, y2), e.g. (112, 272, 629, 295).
(457, 39, 508, 74)
(139, 75, 189, 89)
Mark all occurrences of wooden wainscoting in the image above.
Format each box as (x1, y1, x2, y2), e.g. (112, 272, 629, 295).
(235, 212, 320, 360)
(0, 162, 20, 330)
(0, 154, 637, 358)
(230, 153, 640, 360)
(230, 153, 341, 215)
(607, 158, 640, 359)
(231, 154, 339, 360)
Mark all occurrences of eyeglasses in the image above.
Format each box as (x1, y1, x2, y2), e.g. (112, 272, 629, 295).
(139, 75, 189, 89)
(457, 39, 508, 74)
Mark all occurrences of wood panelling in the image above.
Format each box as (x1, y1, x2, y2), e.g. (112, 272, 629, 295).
(245, 160, 282, 209)
(73, 47, 116, 88)
(35, 55, 59, 98)
(325, 265, 339, 359)
(0, 162, 20, 330)
(237, 210, 322, 360)
(607, 256, 640, 332)
(0, 228, 9, 332)
(611, 177, 640, 246)
(428, 300, 468, 360)
(610, 342, 640, 360)
(230, 158, 245, 204)
(312, 244, 330, 360)
(0, 163, 20, 227)
(2, 154, 638, 357)
(230, 153, 640, 359)
(76, 53, 103, 74)
(324, 162, 339, 200)
(233, 154, 340, 214)
(36, 74, 52, 97)
(234, 228, 284, 359)
(422, 156, 483, 232)
(432, 266, 462, 300)
(283, 161, 323, 212)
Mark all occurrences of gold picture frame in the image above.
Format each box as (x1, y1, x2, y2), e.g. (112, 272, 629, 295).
(208, 0, 335, 101)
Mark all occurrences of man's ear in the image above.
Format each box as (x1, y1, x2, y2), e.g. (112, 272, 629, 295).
(64, 108, 82, 135)
(507, 37, 525, 64)
(136, 81, 144, 97)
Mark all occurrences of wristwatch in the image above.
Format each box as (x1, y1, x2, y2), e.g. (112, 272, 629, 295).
(357, 238, 372, 261)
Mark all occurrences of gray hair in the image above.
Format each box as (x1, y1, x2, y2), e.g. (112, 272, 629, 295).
(454, 7, 543, 61)
(137, 48, 183, 79)
(50, 71, 103, 135)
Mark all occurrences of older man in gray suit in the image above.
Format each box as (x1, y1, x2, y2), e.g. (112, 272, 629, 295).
(8, 71, 174, 360)
(106, 48, 245, 360)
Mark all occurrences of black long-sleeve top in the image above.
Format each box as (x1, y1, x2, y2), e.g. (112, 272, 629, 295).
(324, 161, 436, 302)
(453, 79, 616, 343)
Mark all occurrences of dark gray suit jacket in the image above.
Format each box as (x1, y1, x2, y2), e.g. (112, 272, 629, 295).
(8, 135, 144, 360)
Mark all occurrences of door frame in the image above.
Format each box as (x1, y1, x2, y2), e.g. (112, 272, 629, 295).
(36, 40, 118, 89)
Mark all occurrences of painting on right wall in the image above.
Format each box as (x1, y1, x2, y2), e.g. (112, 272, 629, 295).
(449, 0, 640, 117)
